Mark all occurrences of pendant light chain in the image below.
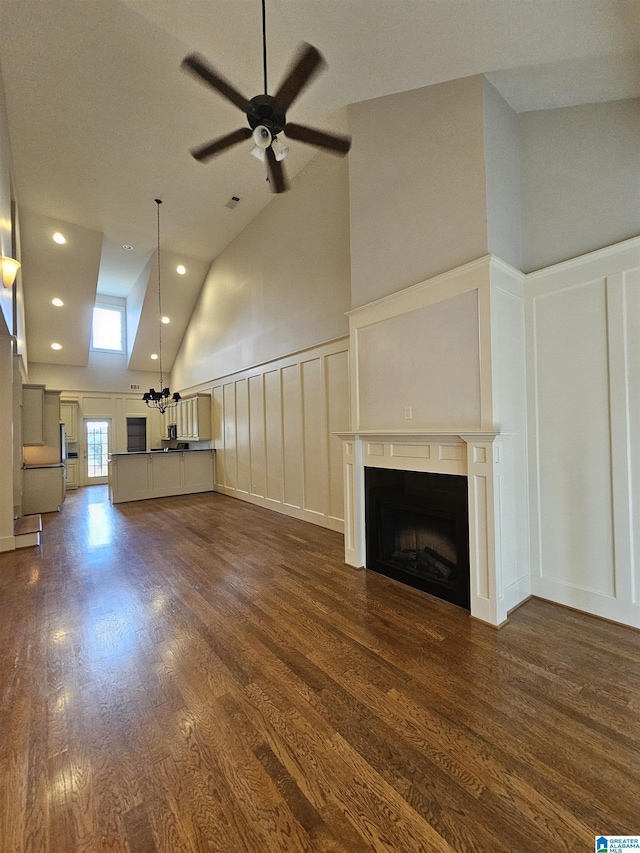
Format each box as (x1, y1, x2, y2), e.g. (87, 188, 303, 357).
(142, 199, 180, 413)
(262, 0, 268, 94)
(156, 198, 164, 391)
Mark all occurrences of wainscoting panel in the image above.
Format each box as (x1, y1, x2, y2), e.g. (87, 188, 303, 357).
(282, 364, 303, 509)
(212, 339, 349, 532)
(235, 378, 250, 495)
(248, 375, 266, 498)
(263, 369, 283, 504)
(302, 357, 327, 517)
(526, 238, 640, 628)
(326, 350, 349, 524)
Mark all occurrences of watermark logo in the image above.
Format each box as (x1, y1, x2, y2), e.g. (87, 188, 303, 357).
(595, 838, 640, 852)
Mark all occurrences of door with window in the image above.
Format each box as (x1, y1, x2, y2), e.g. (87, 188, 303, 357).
(84, 419, 111, 485)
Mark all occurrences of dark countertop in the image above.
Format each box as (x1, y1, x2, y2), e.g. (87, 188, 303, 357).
(109, 449, 214, 457)
(23, 463, 65, 469)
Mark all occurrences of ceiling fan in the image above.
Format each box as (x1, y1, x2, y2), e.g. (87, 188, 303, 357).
(181, 0, 351, 193)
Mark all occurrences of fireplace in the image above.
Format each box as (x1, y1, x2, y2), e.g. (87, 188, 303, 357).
(365, 468, 470, 608)
(336, 430, 511, 626)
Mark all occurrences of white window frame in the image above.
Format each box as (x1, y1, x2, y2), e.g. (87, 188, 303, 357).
(91, 302, 126, 354)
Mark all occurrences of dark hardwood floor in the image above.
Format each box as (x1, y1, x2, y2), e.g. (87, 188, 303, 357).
(1, 486, 638, 852)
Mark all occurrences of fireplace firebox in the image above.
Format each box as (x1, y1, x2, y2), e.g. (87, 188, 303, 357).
(365, 468, 470, 609)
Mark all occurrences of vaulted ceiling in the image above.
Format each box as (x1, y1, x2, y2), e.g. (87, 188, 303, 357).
(1, 0, 638, 371)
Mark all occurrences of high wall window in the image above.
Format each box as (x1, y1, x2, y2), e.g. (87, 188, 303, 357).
(91, 303, 125, 353)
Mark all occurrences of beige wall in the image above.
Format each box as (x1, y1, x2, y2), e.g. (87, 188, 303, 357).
(483, 78, 522, 271)
(172, 153, 351, 393)
(520, 98, 640, 272)
(348, 75, 489, 308)
(28, 352, 162, 395)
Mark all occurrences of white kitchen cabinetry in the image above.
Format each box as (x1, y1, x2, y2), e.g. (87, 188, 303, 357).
(60, 401, 79, 443)
(175, 394, 211, 441)
(23, 466, 65, 513)
(66, 459, 79, 490)
(22, 384, 45, 445)
(160, 409, 170, 440)
(109, 450, 215, 503)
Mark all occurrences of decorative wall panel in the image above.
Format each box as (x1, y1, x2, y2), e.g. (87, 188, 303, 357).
(212, 339, 349, 532)
(526, 238, 640, 628)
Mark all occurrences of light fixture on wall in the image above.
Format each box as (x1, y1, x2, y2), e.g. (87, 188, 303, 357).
(1, 256, 20, 288)
(142, 199, 181, 414)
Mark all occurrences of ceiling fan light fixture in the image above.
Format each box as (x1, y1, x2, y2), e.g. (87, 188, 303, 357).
(252, 124, 272, 149)
(272, 136, 289, 161)
(182, 0, 351, 194)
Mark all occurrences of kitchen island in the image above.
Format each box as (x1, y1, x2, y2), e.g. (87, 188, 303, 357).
(108, 449, 215, 504)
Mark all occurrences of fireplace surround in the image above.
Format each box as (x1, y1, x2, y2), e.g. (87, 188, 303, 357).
(336, 430, 509, 626)
(335, 255, 531, 628)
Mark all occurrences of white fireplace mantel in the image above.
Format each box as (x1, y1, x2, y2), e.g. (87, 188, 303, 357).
(335, 429, 509, 627)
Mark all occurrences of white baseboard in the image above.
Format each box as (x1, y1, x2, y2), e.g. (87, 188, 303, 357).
(532, 576, 640, 630)
(215, 484, 344, 534)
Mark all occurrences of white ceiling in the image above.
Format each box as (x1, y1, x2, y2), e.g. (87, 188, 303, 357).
(0, 0, 638, 370)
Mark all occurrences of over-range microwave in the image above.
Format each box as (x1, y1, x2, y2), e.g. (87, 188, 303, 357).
(168, 423, 177, 440)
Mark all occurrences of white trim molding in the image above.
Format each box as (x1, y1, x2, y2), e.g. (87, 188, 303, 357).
(336, 430, 511, 627)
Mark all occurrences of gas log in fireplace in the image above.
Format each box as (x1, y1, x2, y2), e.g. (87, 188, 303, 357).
(365, 467, 470, 609)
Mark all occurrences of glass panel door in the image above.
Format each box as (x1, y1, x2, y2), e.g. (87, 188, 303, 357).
(85, 420, 111, 484)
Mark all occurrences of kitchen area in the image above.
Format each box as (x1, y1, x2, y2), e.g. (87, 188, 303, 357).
(108, 393, 215, 504)
(18, 384, 216, 521)
(22, 384, 67, 515)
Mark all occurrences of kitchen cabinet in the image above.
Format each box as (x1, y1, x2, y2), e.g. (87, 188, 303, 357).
(23, 466, 65, 514)
(22, 384, 45, 445)
(108, 450, 215, 503)
(176, 394, 211, 441)
(66, 459, 78, 490)
(60, 401, 79, 443)
(159, 409, 170, 440)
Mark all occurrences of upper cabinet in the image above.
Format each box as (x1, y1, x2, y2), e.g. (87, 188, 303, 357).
(175, 394, 212, 441)
(60, 401, 79, 443)
(22, 384, 46, 445)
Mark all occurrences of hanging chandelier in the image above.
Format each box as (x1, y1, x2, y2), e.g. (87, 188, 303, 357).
(143, 199, 181, 414)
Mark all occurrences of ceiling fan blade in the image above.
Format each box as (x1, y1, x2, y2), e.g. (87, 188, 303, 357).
(265, 145, 289, 193)
(182, 53, 250, 112)
(284, 122, 351, 155)
(273, 43, 326, 114)
(190, 127, 252, 162)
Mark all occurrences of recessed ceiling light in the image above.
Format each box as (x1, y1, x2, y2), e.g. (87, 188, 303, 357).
(52, 297, 64, 307)
(51, 342, 62, 350)
(150, 353, 158, 360)
(161, 316, 170, 324)
(52, 232, 66, 244)
(123, 244, 133, 250)
(176, 265, 186, 275)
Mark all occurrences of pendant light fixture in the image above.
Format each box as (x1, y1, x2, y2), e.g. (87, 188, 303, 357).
(143, 199, 181, 414)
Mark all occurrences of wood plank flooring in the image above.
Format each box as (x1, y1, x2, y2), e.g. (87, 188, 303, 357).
(1, 485, 639, 852)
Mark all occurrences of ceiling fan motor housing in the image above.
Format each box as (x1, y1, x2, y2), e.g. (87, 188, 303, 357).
(247, 94, 286, 137)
